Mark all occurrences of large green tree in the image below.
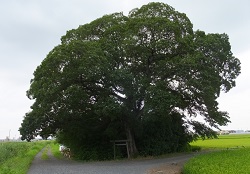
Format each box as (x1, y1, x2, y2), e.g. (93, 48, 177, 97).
(20, 2, 240, 159)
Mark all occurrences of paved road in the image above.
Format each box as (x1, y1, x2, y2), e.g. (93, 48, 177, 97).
(28, 148, 198, 174)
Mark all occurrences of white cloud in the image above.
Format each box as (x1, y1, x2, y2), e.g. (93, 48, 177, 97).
(218, 50, 250, 130)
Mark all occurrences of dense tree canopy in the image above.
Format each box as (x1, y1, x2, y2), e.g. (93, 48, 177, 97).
(20, 2, 240, 159)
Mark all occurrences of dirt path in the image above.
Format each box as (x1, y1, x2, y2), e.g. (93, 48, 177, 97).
(147, 161, 186, 174)
(28, 148, 198, 174)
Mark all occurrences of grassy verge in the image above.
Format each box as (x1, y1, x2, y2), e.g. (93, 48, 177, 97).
(41, 145, 49, 160)
(0, 141, 49, 174)
(50, 141, 63, 159)
(183, 134, 250, 174)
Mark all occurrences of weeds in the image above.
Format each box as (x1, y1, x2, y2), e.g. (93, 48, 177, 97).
(50, 142, 63, 159)
(41, 145, 49, 160)
(0, 141, 49, 174)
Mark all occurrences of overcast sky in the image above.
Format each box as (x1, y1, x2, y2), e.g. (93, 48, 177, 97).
(0, 0, 249, 139)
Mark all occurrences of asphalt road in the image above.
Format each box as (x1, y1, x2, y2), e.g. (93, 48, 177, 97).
(27, 148, 198, 174)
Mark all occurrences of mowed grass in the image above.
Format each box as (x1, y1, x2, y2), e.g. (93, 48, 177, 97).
(0, 141, 49, 174)
(183, 134, 250, 174)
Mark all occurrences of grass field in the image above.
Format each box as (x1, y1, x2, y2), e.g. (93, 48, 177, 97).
(183, 134, 250, 174)
(0, 141, 49, 174)
(191, 134, 250, 149)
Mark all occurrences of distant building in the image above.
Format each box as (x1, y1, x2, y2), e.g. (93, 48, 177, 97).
(229, 130, 236, 133)
(219, 130, 230, 135)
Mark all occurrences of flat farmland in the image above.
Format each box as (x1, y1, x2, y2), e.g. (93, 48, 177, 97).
(191, 133, 250, 149)
(183, 134, 250, 174)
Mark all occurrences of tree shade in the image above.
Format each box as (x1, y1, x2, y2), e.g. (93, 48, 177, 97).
(19, 2, 241, 159)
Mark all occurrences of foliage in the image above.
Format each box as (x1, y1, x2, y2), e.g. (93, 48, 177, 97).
(19, 2, 240, 160)
(138, 112, 192, 155)
(0, 141, 48, 174)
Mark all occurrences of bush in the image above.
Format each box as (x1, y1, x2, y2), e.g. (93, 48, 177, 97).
(137, 113, 192, 156)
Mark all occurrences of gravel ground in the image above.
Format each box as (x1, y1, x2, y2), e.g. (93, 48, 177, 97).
(28, 148, 198, 174)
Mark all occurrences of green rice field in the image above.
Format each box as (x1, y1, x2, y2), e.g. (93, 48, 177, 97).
(191, 134, 250, 149)
(183, 134, 250, 174)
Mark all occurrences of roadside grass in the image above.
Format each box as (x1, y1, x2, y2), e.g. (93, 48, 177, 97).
(0, 141, 49, 174)
(41, 145, 49, 160)
(183, 134, 250, 174)
(50, 142, 63, 159)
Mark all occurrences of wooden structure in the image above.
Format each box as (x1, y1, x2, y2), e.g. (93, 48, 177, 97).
(110, 140, 130, 159)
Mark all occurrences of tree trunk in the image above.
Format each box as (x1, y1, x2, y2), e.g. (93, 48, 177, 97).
(125, 124, 138, 157)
